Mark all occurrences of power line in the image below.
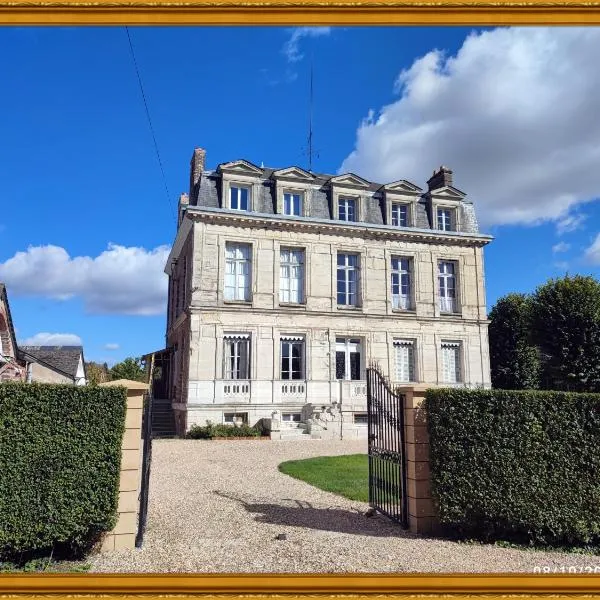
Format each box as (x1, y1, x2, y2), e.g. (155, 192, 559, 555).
(125, 26, 176, 222)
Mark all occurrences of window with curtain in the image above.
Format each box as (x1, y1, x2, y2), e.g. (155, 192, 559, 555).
(441, 341, 461, 383)
(438, 260, 457, 312)
(225, 242, 251, 301)
(437, 207, 455, 231)
(394, 339, 415, 382)
(280, 248, 304, 303)
(335, 338, 362, 380)
(391, 257, 412, 310)
(337, 253, 360, 306)
(223, 335, 250, 379)
(280, 337, 304, 380)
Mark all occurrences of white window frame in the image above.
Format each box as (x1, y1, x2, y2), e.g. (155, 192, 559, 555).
(279, 248, 305, 304)
(283, 191, 303, 216)
(225, 242, 252, 302)
(438, 260, 457, 313)
(394, 339, 416, 383)
(391, 256, 412, 310)
(337, 253, 360, 306)
(282, 412, 302, 423)
(437, 207, 456, 231)
(338, 197, 357, 222)
(441, 341, 462, 384)
(391, 203, 409, 227)
(335, 337, 363, 381)
(224, 412, 249, 425)
(280, 336, 305, 380)
(229, 185, 251, 211)
(223, 334, 250, 380)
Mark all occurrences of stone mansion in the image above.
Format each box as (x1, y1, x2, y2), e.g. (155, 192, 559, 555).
(164, 148, 492, 438)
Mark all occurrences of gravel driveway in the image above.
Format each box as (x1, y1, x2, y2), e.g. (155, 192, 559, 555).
(90, 439, 600, 573)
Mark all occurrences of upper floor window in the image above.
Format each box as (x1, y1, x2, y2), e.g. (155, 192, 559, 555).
(394, 339, 415, 382)
(392, 203, 409, 227)
(223, 334, 250, 379)
(438, 260, 457, 313)
(281, 336, 304, 380)
(225, 242, 251, 301)
(280, 248, 304, 304)
(441, 341, 462, 383)
(283, 192, 302, 216)
(230, 185, 250, 211)
(339, 197, 356, 222)
(391, 257, 412, 310)
(335, 337, 362, 380)
(437, 207, 455, 231)
(337, 253, 360, 306)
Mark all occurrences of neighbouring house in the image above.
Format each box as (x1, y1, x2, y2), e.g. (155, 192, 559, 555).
(162, 147, 493, 438)
(19, 346, 87, 386)
(0, 283, 26, 382)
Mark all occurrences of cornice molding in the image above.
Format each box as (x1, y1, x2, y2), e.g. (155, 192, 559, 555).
(185, 207, 493, 248)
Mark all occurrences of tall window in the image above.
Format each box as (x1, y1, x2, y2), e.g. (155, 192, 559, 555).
(391, 257, 412, 310)
(394, 340, 415, 382)
(335, 338, 362, 380)
(441, 341, 461, 383)
(337, 253, 360, 306)
(225, 243, 251, 301)
(339, 197, 356, 222)
(230, 185, 250, 211)
(391, 203, 409, 227)
(283, 192, 302, 216)
(438, 260, 457, 313)
(280, 337, 304, 380)
(280, 248, 304, 304)
(437, 207, 455, 231)
(223, 335, 250, 379)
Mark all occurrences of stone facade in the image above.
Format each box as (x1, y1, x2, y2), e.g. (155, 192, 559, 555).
(165, 150, 492, 438)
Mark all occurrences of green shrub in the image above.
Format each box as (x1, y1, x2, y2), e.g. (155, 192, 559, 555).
(426, 387, 600, 547)
(0, 382, 127, 560)
(187, 421, 262, 439)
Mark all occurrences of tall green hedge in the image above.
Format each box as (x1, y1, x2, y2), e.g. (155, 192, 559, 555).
(426, 387, 600, 547)
(0, 382, 127, 559)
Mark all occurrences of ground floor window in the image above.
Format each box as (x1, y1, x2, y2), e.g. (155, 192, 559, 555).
(394, 339, 415, 382)
(223, 334, 250, 379)
(441, 341, 462, 383)
(224, 412, 248, 425)
(282, 413, 301, 423)
(354, 413, 368, 424)
(335, 337, 362, 380)
(280, 336, 305, 379)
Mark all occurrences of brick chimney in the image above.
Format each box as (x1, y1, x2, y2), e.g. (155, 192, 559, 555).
(178, 192, 189, 227)
(427, 165, 453, 191)
(189, 147, 206, 196)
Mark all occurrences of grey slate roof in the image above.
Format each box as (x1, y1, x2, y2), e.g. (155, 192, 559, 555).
(19, 345, 83, 379)
(192, 165, 479, 234)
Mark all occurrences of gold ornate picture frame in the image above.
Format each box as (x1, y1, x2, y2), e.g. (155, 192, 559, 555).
(1, 4, 599, 598)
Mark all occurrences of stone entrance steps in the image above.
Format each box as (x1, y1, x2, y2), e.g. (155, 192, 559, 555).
(151, 398, 176, 438)
(278, 422, 311, 440)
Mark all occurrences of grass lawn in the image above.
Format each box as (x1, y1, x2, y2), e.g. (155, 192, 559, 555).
(278, 454, 369, 502)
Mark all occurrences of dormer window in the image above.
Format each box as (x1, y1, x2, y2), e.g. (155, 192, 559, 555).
(437, 207, 455, 231)
(283, 192, 303, 216)
(339, 197, 356, 222)
(230, 185, 250, 211)
(391, 203, 409, 227)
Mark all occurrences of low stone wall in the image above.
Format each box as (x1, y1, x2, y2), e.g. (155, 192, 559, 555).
(98, 379, 148, 551)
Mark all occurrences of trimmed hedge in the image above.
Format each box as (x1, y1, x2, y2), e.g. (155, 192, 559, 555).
(0, 382, 127, 559)
(426, 387, 600, 547)
(187, 422, 263, 439)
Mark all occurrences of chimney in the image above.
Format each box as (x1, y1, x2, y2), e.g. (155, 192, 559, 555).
(189, 147, 206, 196)
(427, 165, 453, 191)
(178, 192, 189, 227)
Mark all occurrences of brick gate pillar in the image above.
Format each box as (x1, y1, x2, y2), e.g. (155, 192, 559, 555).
(398, 384, 439, 535)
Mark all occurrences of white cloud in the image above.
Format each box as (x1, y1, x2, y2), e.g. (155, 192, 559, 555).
(552, 241, 571, 254)
(0, 243, 170, 315)
(20, 332, 82, 346)
(553, 261, 570, 271)
(556, 212, 587, 235)
(340, 27, 600, 229)
(584, 233, 600, 265)
(282, 27, 331, 63)
(104, 343, 120, 351)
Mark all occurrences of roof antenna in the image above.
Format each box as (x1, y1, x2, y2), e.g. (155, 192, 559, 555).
(306, 57, 320, 173)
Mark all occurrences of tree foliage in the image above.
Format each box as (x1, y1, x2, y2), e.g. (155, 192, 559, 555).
(488, 293, 540, 389)
(529, 275, 600, 393)
(85, 361, 110, 386)
(109, 357, 146, 382)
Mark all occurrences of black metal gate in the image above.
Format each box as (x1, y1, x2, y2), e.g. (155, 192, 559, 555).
(366, 366, 408, 527)
(135, 382, 153, 547)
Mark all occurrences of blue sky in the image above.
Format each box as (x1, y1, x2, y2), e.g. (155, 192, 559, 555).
(1, 26, 599, 364)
